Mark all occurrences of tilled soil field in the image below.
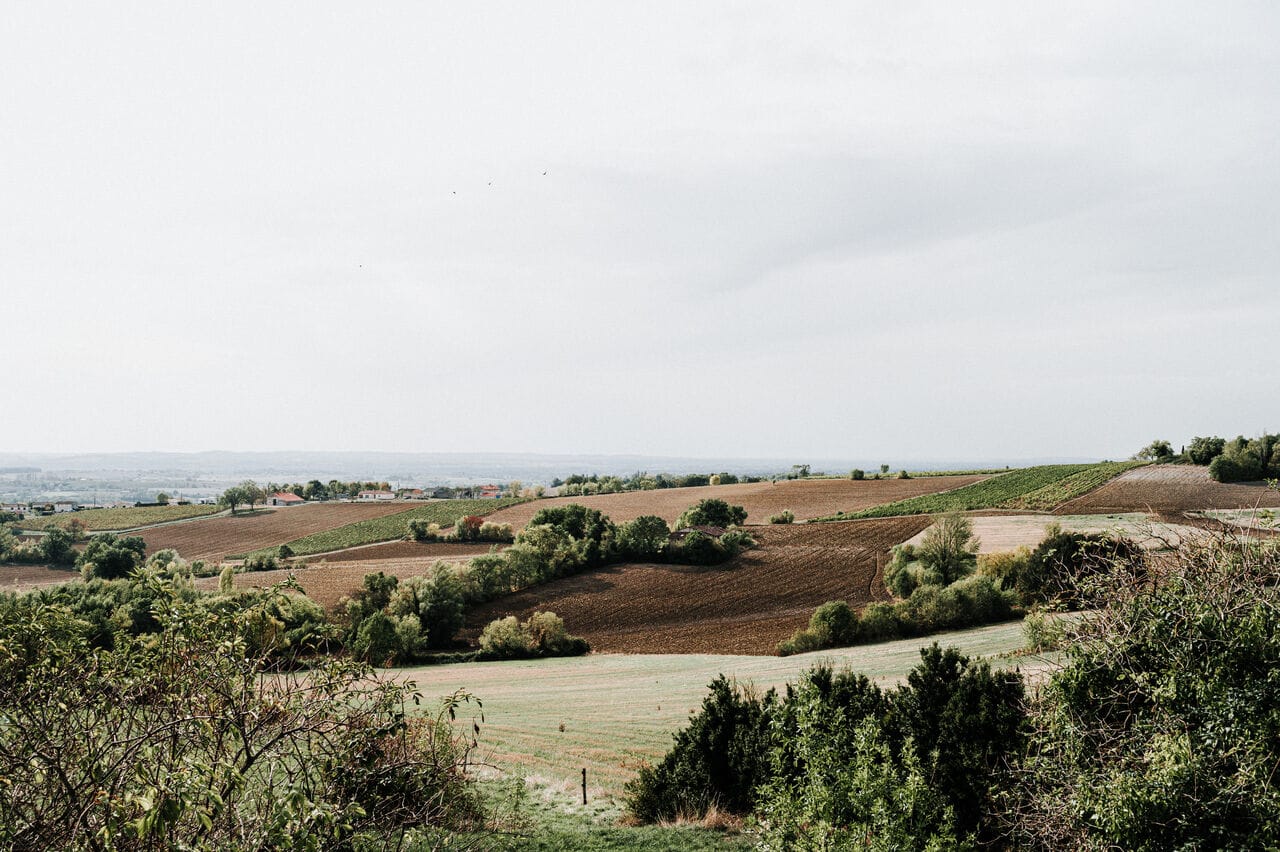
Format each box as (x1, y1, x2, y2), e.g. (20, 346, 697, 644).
(193, 554, 473, 609)
(138, 502, 422, 562)
(485, 475, 988, 530)
(463, 516, 930, 655)
(299, 540, 500, 563)
(0, 564, 79, 593)
(1054, 465, 1280, 514)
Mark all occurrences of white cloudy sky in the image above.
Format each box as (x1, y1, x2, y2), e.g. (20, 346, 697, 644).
(3, 2, 1277, 461)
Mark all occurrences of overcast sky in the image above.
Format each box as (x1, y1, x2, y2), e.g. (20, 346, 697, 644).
(3, 2, 1277, 461)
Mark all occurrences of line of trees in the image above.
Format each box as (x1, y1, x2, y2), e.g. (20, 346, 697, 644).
(1136, 433, 1279, 482)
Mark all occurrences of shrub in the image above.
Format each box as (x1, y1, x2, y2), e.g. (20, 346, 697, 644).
(675, 530, 723, 565)
(850, 469, 865, 480)
(478, 616, 532, 657)
(768, 509, 795, 524)
(455, 515, 485, 542)
(1009, 535, 1280, 849)
(240, 552, 278, 572)
(625, 676, 775, 823)
(0, 581, 486, 848)
(277, 543, 293, 559)
(1020, 530, 1144, 607)
(718, 528, 755, 556)
(977, 546, 1032, 590)
(858, 602, 902, 642)
(897, 469, 911, 479)
(477, 521, 514, 543)
(1022, 609, 1064, 652)
(477, 611, 588, 660)
(218, 565, 236, 593)
(408, 519, 441, 542)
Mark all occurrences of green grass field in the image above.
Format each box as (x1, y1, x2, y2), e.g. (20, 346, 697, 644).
(815, 462, 1143, 521)
(255, 498, 528, 557)
(15, 504, 222, 532)
(402, 618, 1040, 805)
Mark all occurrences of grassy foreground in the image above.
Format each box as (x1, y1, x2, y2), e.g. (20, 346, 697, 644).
(403, 619, 1037, 803)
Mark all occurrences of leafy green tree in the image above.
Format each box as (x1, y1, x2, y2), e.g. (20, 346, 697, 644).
(618, 515, 671, 559)
(916, 512, 979, 585)
(76, 534, 147, 580)
(676, 498, 747, 529)
(1135, 439, 1175, 462)
(38, 528, 76, 566)
(1186, 435, 1226, 465)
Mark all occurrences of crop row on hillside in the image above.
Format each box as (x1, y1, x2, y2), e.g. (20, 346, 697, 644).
(999, 462, 1146, 511)
(16, 504, 221, 532)
(816, 463, 1133, 520)
(257, 498, 527, 557)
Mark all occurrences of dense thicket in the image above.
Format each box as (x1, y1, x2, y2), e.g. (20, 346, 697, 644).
(627, 646, 1025, 849)
(0, 573, 486, 850)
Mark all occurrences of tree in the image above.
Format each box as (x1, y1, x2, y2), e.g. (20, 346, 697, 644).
(618, 515, 671, 559)
(76, 533, 147, 580)
(1135, 439, 1175, 462)
(156, 492, 171, 505)
(219, 485, 247, 514)
(850, 469, 865, 480)
(676, 498, 747, 529)
(240, 480, 266, 510)
(880, 464, 891, 475)
(1186, 436, 1226, 465)
(916, 512, 980, 585)
(38, 528, 76, 565)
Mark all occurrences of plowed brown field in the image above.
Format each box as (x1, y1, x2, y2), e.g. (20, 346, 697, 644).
(193, 551, 478, 608)
(1054, 465, 1280, 514)
(486, 475, 988, 530)
(138, 502, 420, 562)
(463, 516, 929, 655)
(300, 540, 500, 563)
(0, 564, 79, 593)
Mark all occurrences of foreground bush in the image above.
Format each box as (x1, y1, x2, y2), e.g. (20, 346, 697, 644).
(477, 610, 589, 659)
(1008, 534, 1280, 849)
(629, 647, 1025, 848)
(0, 577, 486, 850)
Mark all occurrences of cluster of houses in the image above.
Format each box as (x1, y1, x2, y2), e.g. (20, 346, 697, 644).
(3, 499, 135, 517)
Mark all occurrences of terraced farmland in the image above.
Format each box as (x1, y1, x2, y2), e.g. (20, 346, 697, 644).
(463, 516, 929, 655)
(818, 463, 1141, 520)
(17, 504, 222, 532)
(484, 475, 989, 530)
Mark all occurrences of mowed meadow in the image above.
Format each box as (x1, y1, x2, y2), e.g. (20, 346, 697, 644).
(404, 619, 1050, 801)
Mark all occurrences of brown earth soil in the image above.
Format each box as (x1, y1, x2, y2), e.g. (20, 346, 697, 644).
(1054, 465, 1280, 514)
(298, 540, 501, 563)
(193, 554, 473, 609)
(486, 475, 989, 530)
(0, 564, 79, 593)
(463, 516, 930, 655)
(138, 502, 421, 563)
